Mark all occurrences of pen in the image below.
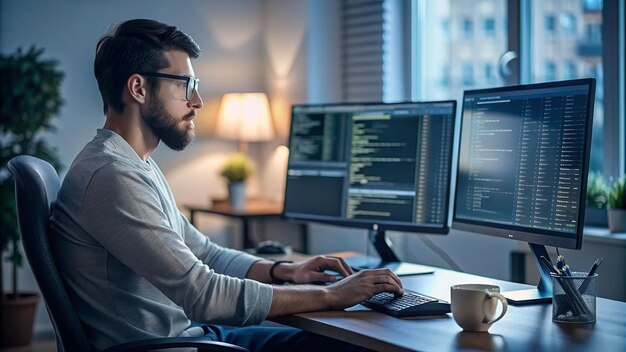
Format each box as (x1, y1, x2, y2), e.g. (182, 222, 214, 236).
(587, 258, 603, 277)
(563, 264, 573, 277)
(540, 256, 559, 275)
(579, 258, 603, 295)
(542, 256, 590, 316)
(556, 255, 565, 271)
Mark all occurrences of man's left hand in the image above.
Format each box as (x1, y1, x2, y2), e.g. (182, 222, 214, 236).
(278, 256, 354, 284)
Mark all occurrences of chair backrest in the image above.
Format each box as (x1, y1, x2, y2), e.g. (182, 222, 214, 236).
(8, 155, 92, 352)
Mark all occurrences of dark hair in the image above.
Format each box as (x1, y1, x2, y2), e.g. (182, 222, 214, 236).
(94, 19, 201, 114)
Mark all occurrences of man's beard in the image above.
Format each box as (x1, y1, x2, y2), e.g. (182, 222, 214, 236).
(143, 96, 195, 151)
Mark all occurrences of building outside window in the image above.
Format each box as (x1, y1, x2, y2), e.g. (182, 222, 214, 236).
(462, 64, 474, 85)
(545, 61, 557, 80)
(563, 60, 577, 79)
(413, 0, 611, 174)
(560, 13, 577, 35)
(545, 15, 556, 33)
(484, 63, 494, 82)
(463, 18, 473, 38)
(484, 18, 495, 37)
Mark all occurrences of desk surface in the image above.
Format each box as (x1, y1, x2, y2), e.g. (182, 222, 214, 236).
(273, 263, 626, 351)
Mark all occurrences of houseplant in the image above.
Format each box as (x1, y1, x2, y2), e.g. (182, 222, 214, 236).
(1, 46, 64, 347)
(220, 153, 254, 209)
(607, 177, 626, 233)
(585, 171, 608, 227)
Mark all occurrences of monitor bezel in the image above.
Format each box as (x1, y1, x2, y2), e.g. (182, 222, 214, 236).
(282, 100, 457, 235)
(452, 78, 596, 250)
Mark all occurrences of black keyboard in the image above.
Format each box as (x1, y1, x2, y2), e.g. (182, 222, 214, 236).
(361, 290, 451, 317)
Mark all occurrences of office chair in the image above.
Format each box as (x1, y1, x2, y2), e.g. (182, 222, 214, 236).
(8, 155, 248, 352)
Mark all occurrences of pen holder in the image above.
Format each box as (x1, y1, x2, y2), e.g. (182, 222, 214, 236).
(551, 272, 597, 323)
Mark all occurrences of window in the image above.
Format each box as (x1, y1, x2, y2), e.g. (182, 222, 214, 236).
(484, 18, 495, 37)
(484, 63, 494, 81)
(412, 1, 507, 99)
(545, 15, 556, 33)
(545, 61, 556, 81)
(442, 19, 450, 34)
(463, 18, 473, 38)
(586, 23, 602, 43)
(563, 60, 577, 79)
(531, 0, 605, 173)
(413, 0, 622, 176)
(560, 14, 577, 35)
(442, 65, 450, 85)
(462, 64, 474, 85)
(584, 0, 603, 12)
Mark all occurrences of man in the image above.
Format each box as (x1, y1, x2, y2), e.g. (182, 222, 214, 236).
(51, 19, 403, 351)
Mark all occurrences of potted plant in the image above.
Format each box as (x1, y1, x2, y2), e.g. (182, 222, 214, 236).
(607, 177, 626, 233)
(220, 153, 254, 209)
(1, 47, 64, 347)
(585, 171, 608, 227)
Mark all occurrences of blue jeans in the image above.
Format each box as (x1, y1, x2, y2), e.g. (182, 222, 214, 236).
(202, 325, 370, 352)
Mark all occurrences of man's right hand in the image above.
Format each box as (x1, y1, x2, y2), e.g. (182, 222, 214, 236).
(268, 267, 403, 317)
(323, 268, 403, 310)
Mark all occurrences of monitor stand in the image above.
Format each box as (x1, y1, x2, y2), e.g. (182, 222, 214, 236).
(501, 243, 553, 305)
(343, 225, 434, 276)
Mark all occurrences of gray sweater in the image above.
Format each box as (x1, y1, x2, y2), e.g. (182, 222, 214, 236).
(50, 129, 272, 350)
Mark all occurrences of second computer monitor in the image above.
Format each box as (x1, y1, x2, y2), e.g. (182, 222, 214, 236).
(284, 101, 456, 235)
(453, 78, 596, 250)
(453, 78, 596, 303)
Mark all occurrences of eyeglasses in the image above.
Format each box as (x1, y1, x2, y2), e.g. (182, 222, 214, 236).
(138, 72, 199, 101)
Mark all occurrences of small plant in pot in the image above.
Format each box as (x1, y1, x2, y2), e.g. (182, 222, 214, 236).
(1, 47, 64, 347)
(585, 171, 608, 227)
(220, 153, 254, 209)
(607, 177, 626, 233)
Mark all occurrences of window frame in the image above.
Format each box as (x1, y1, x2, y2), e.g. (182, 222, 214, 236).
(601, 0, 625, 178)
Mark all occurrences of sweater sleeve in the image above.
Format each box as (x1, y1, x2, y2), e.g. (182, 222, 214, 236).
(180, 212, 264, 279)
(80, 163, 272, 326)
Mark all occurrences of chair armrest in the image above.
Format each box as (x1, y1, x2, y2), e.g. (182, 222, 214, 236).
(102, 337, 249, 352)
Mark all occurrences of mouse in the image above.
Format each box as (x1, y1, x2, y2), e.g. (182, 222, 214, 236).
(255, 240, 288, 255)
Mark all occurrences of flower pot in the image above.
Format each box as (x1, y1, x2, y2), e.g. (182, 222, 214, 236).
(608, 209, 626, 233)
(1, 293, 39, 348)
(228, 182, 246, 210)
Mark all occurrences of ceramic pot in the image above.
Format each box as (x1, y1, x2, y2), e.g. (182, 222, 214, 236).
(608, 208, 626, 233)
(0, 293, 39, 347)
(228, 182, 246, 209)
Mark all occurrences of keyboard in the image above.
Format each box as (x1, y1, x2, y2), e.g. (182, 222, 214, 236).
(361, 290, 451, 317)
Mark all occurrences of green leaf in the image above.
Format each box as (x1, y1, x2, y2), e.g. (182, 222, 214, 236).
(220, 153, 254, 183)
(0, 46, 64, 289)
(608, 178, 626, 209)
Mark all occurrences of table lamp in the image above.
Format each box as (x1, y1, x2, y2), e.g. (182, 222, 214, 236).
(215, 92, 274, 209)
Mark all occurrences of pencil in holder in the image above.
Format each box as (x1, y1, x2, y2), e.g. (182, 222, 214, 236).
(551, 272, 597, 323)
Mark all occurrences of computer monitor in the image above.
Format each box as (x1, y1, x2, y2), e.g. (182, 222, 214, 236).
(453, 78, 596, 304)
(283, 101, 456, 275)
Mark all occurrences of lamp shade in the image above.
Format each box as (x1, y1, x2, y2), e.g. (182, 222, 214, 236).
(215, 93, 275, 142)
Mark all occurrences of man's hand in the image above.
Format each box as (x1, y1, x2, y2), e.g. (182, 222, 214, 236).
(273, 255, 354, 284)
(268, 268, 403, 317)
(323, 268, 403, 310)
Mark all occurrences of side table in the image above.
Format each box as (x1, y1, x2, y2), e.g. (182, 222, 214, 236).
(185, 199, 293, 249)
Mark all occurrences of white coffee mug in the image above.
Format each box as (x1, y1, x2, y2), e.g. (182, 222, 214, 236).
(450, 284, 508, 332)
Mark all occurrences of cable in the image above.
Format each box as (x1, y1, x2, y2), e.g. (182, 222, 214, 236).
(418, 235, 464, 272)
